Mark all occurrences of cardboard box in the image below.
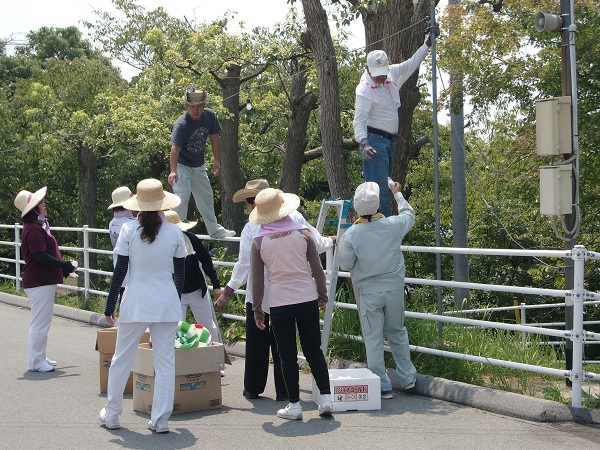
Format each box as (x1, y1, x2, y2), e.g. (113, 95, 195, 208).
(132, 342, 224, 415)
(95, 327, 150, 394)
(312, 368, 381, 412)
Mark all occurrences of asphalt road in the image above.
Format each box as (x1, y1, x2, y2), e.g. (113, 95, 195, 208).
(1, 294, 600, 450)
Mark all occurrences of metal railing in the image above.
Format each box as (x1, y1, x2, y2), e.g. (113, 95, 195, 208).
(1, 223, 599, 408)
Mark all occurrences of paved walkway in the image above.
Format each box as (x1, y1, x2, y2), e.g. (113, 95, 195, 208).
(1, 293, 600, 450)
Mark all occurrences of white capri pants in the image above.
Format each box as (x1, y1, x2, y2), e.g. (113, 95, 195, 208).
(24, 284, 57, 371)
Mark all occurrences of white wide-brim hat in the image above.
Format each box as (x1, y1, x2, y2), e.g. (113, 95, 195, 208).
(107, 186, 132, 210)
(353, 182, 380, 216)
(122, 179, 181, 212)
(249, 188, 300, 225)
(164, 210, 198, 231)
(14, 186, 47, 218)
(232, 179, 270, 203)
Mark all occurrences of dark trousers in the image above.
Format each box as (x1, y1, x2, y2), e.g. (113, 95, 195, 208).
(269, 300, 331, 403)
(244, 303, 287, 398)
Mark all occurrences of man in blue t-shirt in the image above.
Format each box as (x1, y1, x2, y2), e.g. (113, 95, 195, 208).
(168, 87, 235, 239)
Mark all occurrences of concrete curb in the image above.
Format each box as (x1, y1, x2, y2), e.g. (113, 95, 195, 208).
(2, 291, 599, 424)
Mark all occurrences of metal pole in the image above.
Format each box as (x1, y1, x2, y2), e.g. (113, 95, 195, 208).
(429, 2, 443, 344)
(570, 245, 585, 407)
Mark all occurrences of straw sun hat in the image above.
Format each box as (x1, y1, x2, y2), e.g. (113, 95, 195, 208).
(107, 186, 132, 210)
(14, 186, 47, 218)
(164, 210, 197, 231)
(232, 179, 270, 203)
(122, 179, 181, 212)
(249, 188, 300, 225)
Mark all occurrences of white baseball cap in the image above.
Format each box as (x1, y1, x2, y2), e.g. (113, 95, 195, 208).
(353, 182, 380, 216)
(366, 50, 389, 77)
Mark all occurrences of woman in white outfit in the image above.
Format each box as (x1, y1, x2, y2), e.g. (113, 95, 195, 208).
(99, 179, 186, 434)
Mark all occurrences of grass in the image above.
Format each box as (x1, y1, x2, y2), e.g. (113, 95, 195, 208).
(3, 277, 597, 408)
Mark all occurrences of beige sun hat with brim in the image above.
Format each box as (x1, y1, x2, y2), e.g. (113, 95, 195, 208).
(184, 89, 207, 105)
(121, 178, 181, 212)
(107, 186, 132, 210)
(232, 179, 270, 203)
(249, 188, 300, 225)
(14, 186, 47, 218)
(164, 210, 198, 231)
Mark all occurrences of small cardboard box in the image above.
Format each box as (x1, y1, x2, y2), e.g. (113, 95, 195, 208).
(132, 342, 224, 415)
(95, 327, 149, 394)
(312, 368, 381, 412)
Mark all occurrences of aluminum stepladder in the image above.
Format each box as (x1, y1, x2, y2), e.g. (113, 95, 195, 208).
(315, 198, 353, 355)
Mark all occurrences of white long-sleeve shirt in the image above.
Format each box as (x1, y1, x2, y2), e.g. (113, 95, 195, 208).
(225, 209, 333, 308)
(353, 44, 429, 143)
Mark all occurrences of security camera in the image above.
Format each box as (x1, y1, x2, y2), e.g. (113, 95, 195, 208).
(534, 12, 563, 32)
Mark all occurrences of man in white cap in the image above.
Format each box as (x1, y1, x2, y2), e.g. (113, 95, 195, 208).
(337, 179, 417, 399)
(168, 87, 235, 239)
(353, 24, 439, 216)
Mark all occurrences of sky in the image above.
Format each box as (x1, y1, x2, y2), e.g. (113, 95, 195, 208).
(2, 0, 366, 79)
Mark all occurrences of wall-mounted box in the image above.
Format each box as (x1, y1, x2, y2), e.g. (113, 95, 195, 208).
(540, 164, 572, 216)
(536, 96, 572, 156)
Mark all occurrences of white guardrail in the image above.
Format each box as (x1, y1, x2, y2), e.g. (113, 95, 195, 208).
(0, 223, 599, 408)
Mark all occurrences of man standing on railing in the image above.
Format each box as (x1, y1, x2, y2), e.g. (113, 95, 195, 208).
(337, 180, 417, 399)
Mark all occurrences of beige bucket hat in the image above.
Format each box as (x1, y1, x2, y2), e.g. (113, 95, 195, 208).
(249, 188, 300, 225)
(164, 210, 197, 231)
(14, 186, 47, 218)
(232, 179, 270, 203)
(122, 179, 181, 212)
(107, 186, 132, 210)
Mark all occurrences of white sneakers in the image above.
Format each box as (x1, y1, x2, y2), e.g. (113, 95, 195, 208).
(210, 229, 236, 239)
(99, 408, 120, 430)
(277, 402, 303, 420)
(30, 362, 55, 372)
(148, 419, 169, 434)
(318, 394, 333, 416)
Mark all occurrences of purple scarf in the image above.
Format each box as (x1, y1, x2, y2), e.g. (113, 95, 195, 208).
(255, 215, 306, 238)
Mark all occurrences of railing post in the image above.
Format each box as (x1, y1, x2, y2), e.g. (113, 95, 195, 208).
(14, 223, 21, 295)
(83, 225, 90, 303)
(520, 303, 527, 345)
(570, 244, 586, 408)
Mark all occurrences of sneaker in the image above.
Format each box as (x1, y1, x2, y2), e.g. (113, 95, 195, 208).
(210, 229, 236, 239)
(220, 370, 225, 377)
(403, 378, 416, 390)
(277, 402, 303, 420)
(46, 358, 57, 366)
(243, 389, 261, 399)
(30, 362, 55, 372)
(381, 390, 394, 399)
(99, 408, 120, 430)
(318, 394, 333, 417)
(148, 419, 169, 434)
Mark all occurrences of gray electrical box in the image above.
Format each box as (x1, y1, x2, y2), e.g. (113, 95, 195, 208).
(536, 96, 572, 156)
(539, 164, 572, 215)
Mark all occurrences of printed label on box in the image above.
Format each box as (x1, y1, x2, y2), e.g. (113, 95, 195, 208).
(180, 381, 206, 391)
(334, 385, 369, 402)
(136, 381, 151, 392)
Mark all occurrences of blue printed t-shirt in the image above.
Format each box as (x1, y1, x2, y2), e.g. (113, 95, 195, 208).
(170, 109, 222, 168)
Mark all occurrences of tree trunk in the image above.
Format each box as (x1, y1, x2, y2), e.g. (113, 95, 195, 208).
(218, 63, 246, 240)
(77, 141, 97, 291)
(279, 58, 318, 194)
(301, 0, 351, 200)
